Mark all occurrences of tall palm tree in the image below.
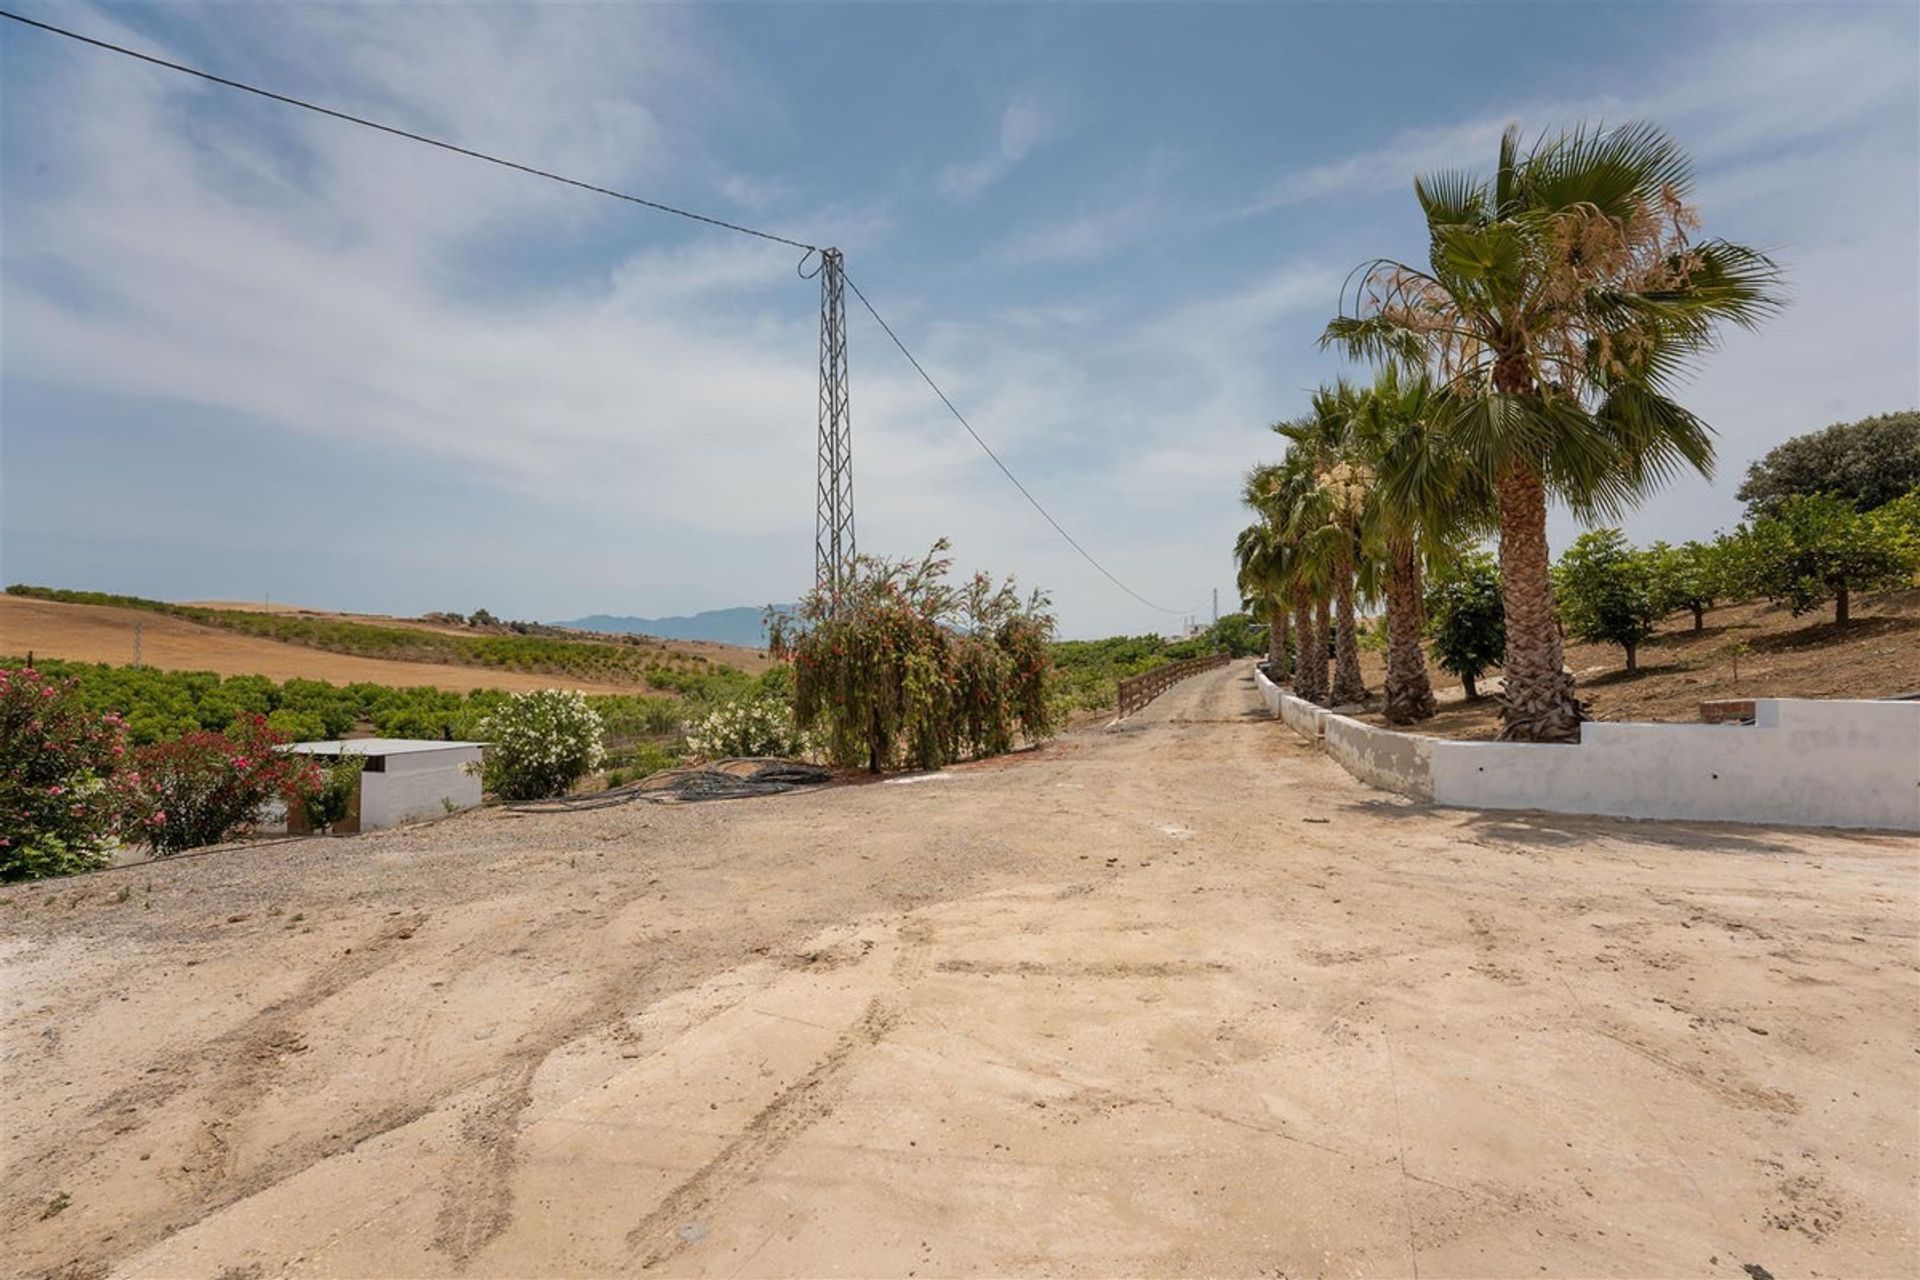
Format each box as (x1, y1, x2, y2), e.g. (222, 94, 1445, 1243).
(1352, 367, 1495, 724)
(1324, 122, 1782, 741)
(1234, 481, 1291, 679)
(1277, 385, 1369, 706)
(1246, 456, 1327, 701)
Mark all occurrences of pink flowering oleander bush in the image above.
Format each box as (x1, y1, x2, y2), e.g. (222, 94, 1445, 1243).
(121, 714, 321, 855)
(0, 666, 134, 880)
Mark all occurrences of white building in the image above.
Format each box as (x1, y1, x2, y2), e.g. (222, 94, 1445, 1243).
(281, 739, 485, 832)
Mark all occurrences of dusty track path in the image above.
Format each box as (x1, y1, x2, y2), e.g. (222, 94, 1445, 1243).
(3, 661, 1915, 1278)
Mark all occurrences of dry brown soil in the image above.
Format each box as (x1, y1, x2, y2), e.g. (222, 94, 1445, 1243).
(3, 662, 1915, 1278)
(0, 597, 638, 694)
(1349, 588, 1920, 739)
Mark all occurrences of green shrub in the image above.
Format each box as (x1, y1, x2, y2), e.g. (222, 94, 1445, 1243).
(0, 666, 133, 880)
(301, 753, 364, 833)
(266, 708, 330, 742)
(686, 691, 807, 760)
(474, 690, 605, 800)
(121, 715, 321, 855)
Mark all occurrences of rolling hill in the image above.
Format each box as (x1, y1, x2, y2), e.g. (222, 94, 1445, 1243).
(556, 605, 788, 650)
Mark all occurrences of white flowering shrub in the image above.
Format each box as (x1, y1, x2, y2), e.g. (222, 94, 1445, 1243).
(686, 692, 807, 761)
(474, 690, 605, 800)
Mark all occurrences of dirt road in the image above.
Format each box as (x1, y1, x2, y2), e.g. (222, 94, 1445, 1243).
(4, 661, 1915, 1278)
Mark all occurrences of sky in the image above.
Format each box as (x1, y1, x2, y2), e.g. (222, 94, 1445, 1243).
(2, 2, 1916, 640)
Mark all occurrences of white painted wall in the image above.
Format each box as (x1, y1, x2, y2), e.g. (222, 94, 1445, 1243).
(1256, 668, 1282, 716)
(1321, 714, 1435, 802)
(1254, 667, 1919, 831)
(360, 746, 483, 830)
(1428, 699, 1920, 831)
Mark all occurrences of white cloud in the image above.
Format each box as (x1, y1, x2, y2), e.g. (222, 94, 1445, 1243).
(938, 92, 1066, 198)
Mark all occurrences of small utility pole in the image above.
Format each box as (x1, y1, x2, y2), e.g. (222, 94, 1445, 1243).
(1212, 588, 1219, 625)
(814, 247, 855, 612)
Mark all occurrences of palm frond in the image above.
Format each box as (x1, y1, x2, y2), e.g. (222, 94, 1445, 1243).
(1519, 119, 1693, 215)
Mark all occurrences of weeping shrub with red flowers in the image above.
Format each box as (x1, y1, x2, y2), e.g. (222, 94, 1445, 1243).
(120, 714, 321, 855)
(770, 540, 1057, 773)
(0, 665, 133, 880)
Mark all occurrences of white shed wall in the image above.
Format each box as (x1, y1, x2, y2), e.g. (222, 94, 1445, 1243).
(359, 745, 484, 830)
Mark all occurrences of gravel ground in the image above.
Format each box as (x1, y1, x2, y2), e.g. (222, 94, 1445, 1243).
(2, 660, 1915, 1278)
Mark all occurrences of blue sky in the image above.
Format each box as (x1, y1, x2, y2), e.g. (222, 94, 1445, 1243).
(3, 2, 1916, 639)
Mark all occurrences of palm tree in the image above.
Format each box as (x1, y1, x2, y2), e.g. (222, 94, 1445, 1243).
(1233, 491, 1291, 679)
(1277, 385, 1369, 706)
(1352, 367, 1495, 723)
(1324, 122, 1782, 741)
(1245, 456, 1327, 701)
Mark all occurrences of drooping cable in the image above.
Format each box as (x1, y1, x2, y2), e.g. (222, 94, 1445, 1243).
(0, 9, 818, 252)
(845, 272, 1198, 617)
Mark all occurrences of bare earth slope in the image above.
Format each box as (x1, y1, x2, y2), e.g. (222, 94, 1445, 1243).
(0, 596, 638, 693)
(1353, 587, 1920, 739)
(3, 662, 1914, 1278)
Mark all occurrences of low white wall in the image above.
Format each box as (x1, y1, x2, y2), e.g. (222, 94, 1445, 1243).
(1255, 667, 1283, 716)
(1428, 699, 1920, 831)
(361, 747, 484, 830)
(1254, 672, 1919, 831)
(1321, 714, 1434, 802)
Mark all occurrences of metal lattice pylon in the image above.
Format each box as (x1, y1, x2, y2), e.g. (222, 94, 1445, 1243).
(814, 247, 855, 608)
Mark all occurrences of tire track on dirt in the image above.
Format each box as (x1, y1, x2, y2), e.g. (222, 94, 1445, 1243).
(11, 913, 430, 1277)
(623, 921, 934, 1270)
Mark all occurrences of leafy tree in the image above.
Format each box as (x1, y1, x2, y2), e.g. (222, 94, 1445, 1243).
(1737, 411, 1920, 517)
(1423, 552, 1505, 700)
(1729, 493, 1916, 625)
(1554, 530, 1661, 671)
(1198, 612, 1265, 659)
(772, 541, 1055, 773)
(467, 608, 499, 628)
(1643, 538, 1727, 631)
(1325, 121, 1783, 740)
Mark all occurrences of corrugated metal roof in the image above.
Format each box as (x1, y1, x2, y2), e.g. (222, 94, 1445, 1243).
(281, 739, 486, 757)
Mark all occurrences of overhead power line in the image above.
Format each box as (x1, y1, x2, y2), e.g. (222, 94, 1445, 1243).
(845, 273, 1195, 616)
(0, 9, 818, 252)
(3, 7, 1198, 620)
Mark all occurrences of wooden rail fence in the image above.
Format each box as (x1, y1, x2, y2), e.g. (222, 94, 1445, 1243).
(1116, 652, 1231, 718)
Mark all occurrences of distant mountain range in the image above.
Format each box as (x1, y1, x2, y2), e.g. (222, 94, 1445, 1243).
(555, 605, 790, 650)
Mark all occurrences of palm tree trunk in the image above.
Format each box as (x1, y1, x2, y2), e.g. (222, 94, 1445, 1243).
(1313, 596, 1333, 704)
(1291, 588, 1319, 701)
(1329, 542, 1367, 706)
(1495, 459, 1584, 742)
(1267, 601, 1289, 678)
(1383, 533, 1436, 724)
